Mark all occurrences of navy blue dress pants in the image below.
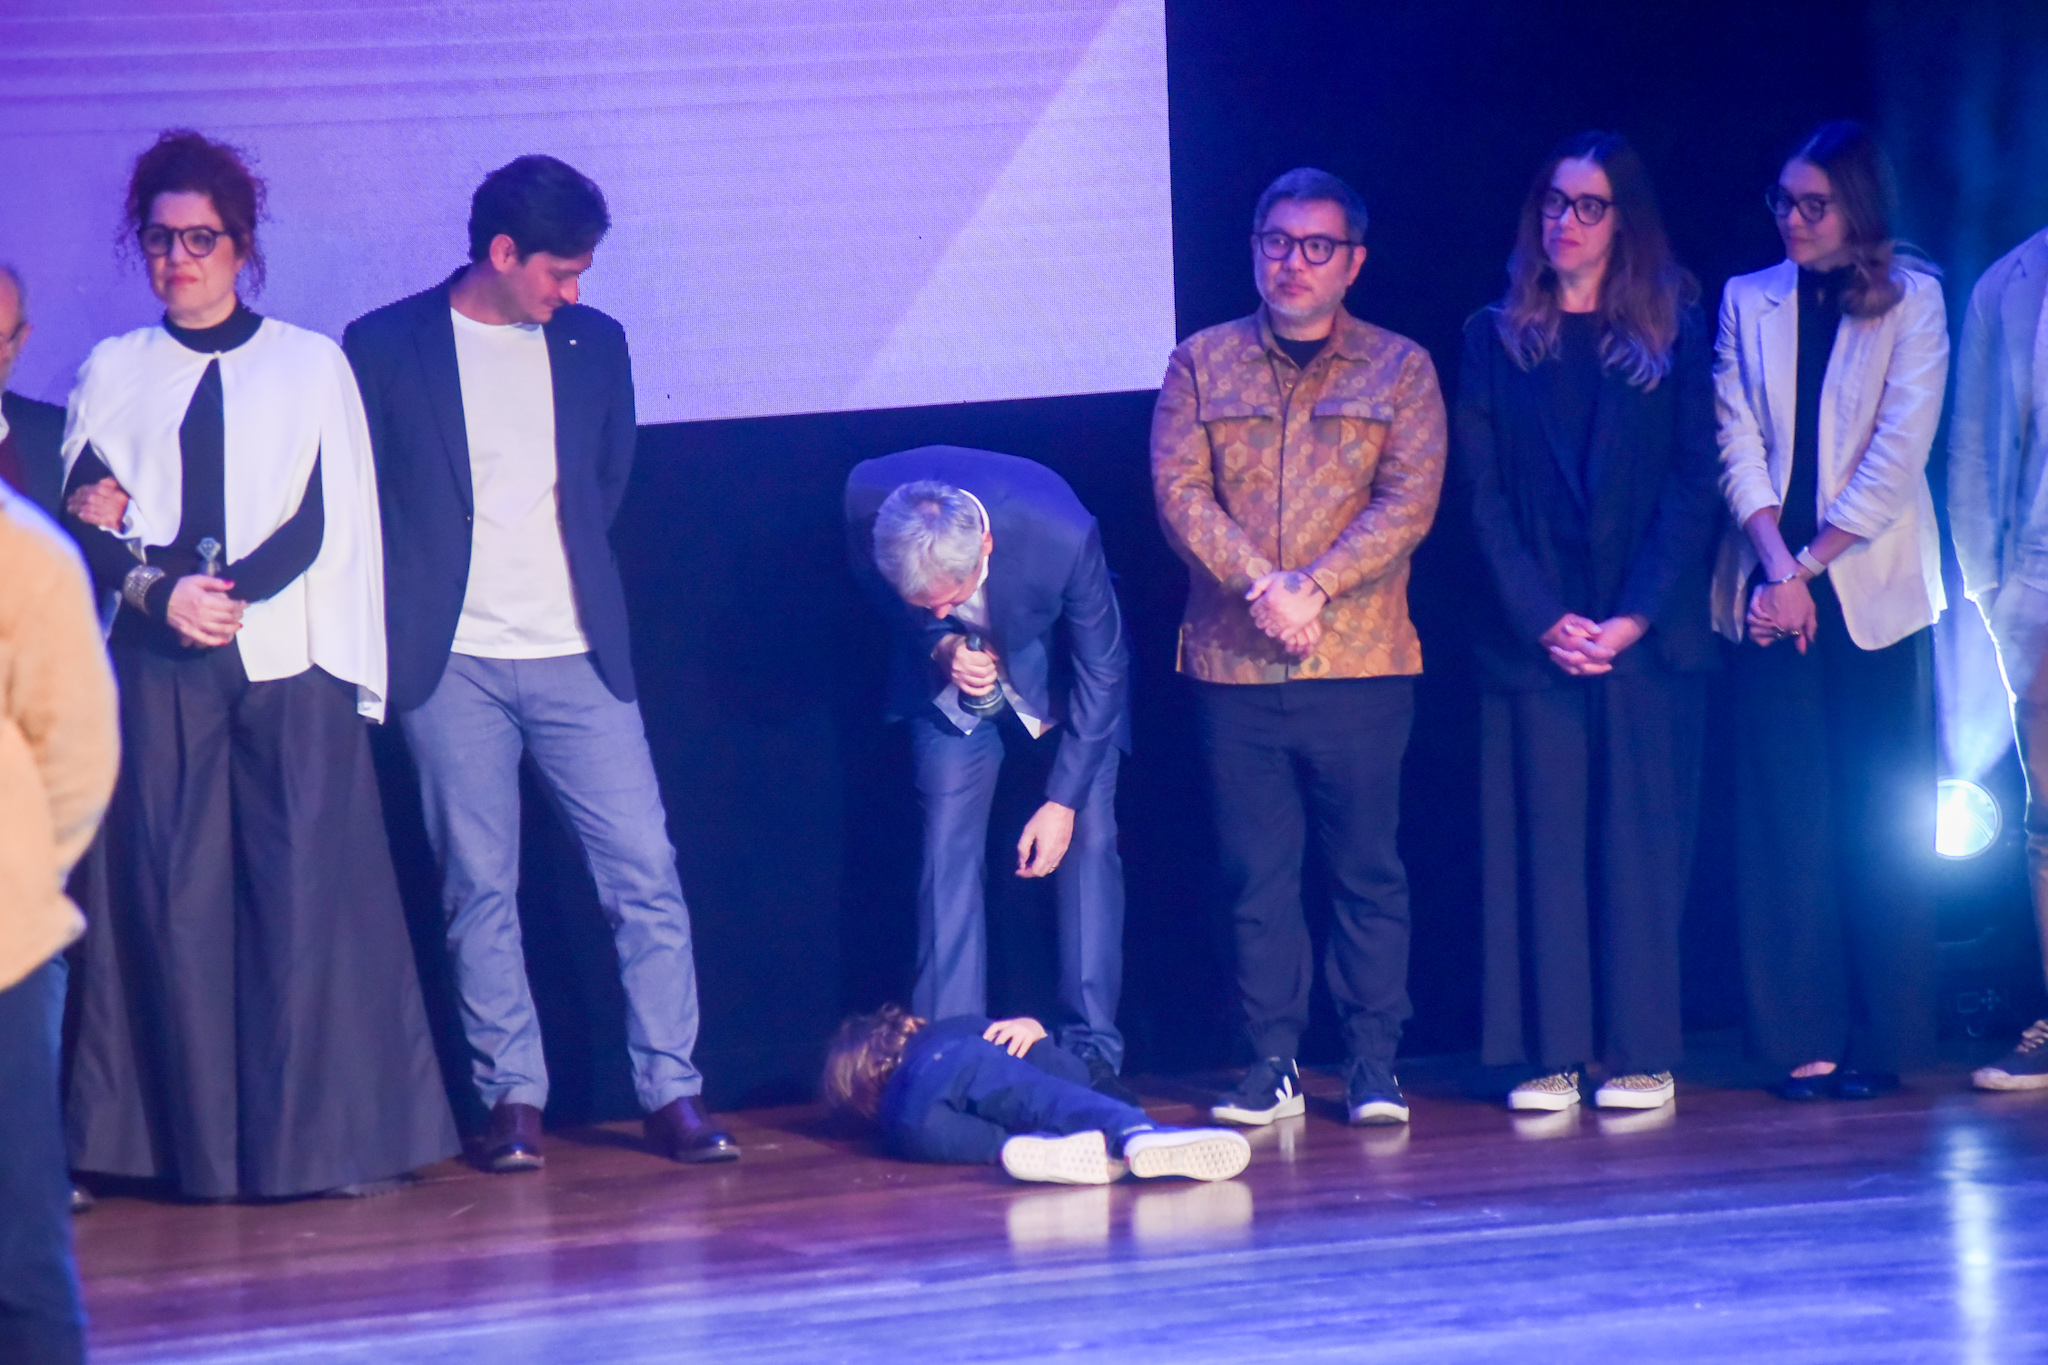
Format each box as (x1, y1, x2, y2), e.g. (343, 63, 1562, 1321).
(0, 957, 85, 1365)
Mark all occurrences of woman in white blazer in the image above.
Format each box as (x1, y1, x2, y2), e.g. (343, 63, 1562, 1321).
(1713, 121, 1946, 1101)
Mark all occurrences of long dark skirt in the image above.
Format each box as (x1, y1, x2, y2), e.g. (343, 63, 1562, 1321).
(1480, 671, 1707, 1074)
(66, 623, 457, 1199)
(1731, 576, 1938, 1074)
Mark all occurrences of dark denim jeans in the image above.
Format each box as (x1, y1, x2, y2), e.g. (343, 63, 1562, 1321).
(0, 957, 85, 1365)
(876, 1017, 1150, 1165)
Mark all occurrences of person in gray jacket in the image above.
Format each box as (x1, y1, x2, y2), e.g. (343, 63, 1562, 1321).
(1948, 223, 2048, 1091)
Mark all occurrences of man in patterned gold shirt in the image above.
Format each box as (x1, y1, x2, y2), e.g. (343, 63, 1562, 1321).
(1151, 167, 1446, 1129)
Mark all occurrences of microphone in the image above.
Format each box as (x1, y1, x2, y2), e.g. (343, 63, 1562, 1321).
(197, 536, 224, 578)
(959, 633, 1006, 718)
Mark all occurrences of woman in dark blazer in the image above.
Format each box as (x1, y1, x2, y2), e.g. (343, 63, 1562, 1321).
(1454, 131, 1722, 1113)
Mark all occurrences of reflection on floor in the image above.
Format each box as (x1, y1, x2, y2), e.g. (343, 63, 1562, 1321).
(76, 1057, 2048, 1364)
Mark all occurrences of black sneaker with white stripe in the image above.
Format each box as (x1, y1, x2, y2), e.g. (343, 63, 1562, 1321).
(1210, 1057, 1304, 1125)
(1345, 1058, 1410, 1126)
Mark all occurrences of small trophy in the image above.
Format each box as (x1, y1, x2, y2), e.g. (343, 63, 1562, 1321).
(197, 536, 223, 578)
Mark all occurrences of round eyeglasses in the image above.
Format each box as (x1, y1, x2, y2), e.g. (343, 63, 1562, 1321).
(1539, 189, 1613, 226)
(139, 224, 226, 259)
(1253, 230, 1358, 266)
(1765, 187, 1833, 225)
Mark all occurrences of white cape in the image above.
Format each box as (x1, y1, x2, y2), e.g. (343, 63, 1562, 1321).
(61, 318, 388, 721)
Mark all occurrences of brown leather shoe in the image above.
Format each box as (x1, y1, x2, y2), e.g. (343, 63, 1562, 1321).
(645, 1096, 741, 1163)
(478, 1101, 545, 1173)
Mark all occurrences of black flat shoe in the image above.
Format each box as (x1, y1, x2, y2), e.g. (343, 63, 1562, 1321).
(1772, 1072, 1836, 1101)
(1833, 1070, 1901, 1100)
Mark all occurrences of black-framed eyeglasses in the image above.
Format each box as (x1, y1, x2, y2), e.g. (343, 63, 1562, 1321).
(1765, 187, 1833, 225)
(1253, 230, 1358, 265)
(139, 224, 226, 259)
(1539, 189, 1614, 226)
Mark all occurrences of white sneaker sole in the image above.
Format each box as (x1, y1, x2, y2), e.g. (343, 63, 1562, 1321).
(1507, 1089, 1580, 1112)
(1210, 1091, 1305, 1126)
(1972, 1067, 2048, 1092)
(1124, 1129, 1251, 1182)
(1000, 1131, 1127, 1185)
(1348, 1098, 1410, 1126)
(1594, 1083, 1675, 1110)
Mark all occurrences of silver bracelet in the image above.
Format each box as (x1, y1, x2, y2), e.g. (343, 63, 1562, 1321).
(121, 564, 166, 614)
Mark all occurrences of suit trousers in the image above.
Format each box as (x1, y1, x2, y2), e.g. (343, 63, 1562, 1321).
(908, 712, 1125, 1068)
(1733, 576, 1938, 1073)
(402, 653, 705, 1113)
(1986, 580, 2048, 990)
(0, 959, 83, 1365)
(1479, 673, 1706, 1075)
(1192, 677, 1414, 1067)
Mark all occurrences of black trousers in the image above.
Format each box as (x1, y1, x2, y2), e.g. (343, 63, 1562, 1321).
(1480, 672, 1706, 1075)
(67, 628, 456, 1199)
(1732, 577, 1938, 1073)
(1192, 677, 1413, 1066)
(0, 959, 84, 1365)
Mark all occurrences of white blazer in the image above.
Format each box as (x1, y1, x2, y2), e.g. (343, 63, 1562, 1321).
(1711, 259, 1949, 649)
(61, 319, 389, 720)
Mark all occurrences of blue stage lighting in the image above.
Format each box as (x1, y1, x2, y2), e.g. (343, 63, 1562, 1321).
(1936, 779, 2001, 860)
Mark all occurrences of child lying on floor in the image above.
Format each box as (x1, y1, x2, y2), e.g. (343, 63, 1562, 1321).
(822, 1006, 1250, 1184)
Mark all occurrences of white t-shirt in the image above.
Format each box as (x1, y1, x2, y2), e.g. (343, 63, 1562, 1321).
(449, 308, 589, 659)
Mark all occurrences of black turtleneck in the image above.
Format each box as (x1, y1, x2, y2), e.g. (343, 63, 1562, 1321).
(1781, 265, 1853, 550)
(65, 302, 326, 628)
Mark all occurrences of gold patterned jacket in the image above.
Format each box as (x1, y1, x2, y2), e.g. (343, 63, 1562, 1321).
(1150, 306, 1447, 683)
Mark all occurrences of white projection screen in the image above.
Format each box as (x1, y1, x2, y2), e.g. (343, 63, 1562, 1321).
(0, 0, 1175, 424)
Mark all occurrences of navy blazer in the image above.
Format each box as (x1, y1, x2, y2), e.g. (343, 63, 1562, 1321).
(1453, 306, 1723, 692)
(342, 271, 640, 714)
(3, 390, 66, 517)
(845, 446, 1131, 810)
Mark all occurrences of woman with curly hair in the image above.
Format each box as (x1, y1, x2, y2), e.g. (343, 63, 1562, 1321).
(60, 130, 457, 1199)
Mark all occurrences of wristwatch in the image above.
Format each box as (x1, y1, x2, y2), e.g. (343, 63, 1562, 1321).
(122, 564, 166, 614)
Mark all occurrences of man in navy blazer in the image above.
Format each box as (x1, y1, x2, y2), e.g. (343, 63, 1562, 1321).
(343, 155, 736, 1171)
(846, 447, 1134, 1093)
(0, 266, 65, 515)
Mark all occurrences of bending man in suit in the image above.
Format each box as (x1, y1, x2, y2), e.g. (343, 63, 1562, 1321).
(846, 448, 1134, 1097)
(343, 155, 737, 1170)
(0, 265, 65, 514)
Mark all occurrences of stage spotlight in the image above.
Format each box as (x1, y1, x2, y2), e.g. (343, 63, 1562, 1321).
(1936, 779, 2001, 860)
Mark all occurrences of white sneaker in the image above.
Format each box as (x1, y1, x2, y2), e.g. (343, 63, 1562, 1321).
(1122, 1128, 1252, 1182)
(1000, 1131, 1128, 1185)
(1508, 1070, 1582, 1112)
(1593, 1072, 1675, 1109)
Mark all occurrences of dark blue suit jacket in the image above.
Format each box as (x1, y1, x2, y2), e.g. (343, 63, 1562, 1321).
(1454, 306, 1723, 692)
(845, 446, 1131, 811)
(3, 390, 66, 516)
(342, 271, 640, 714)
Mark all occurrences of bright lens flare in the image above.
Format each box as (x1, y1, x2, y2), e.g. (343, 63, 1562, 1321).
(1936, 779, 2000, 860)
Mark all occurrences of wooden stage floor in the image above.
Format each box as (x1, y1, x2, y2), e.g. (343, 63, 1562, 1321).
(75, 1058, 2048, 1363)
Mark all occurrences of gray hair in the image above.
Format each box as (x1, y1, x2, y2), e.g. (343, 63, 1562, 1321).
(873, 480, 986, 602)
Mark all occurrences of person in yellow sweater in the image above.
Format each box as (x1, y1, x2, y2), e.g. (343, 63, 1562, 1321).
(0, 483, 119, 1365)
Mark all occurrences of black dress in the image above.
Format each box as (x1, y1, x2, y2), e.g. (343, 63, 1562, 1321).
(63, 306, 457, 1198)
(1456, 306, 1723, 1076)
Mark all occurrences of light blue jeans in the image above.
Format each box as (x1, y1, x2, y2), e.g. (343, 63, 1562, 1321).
(401, 653, 703, 1112)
